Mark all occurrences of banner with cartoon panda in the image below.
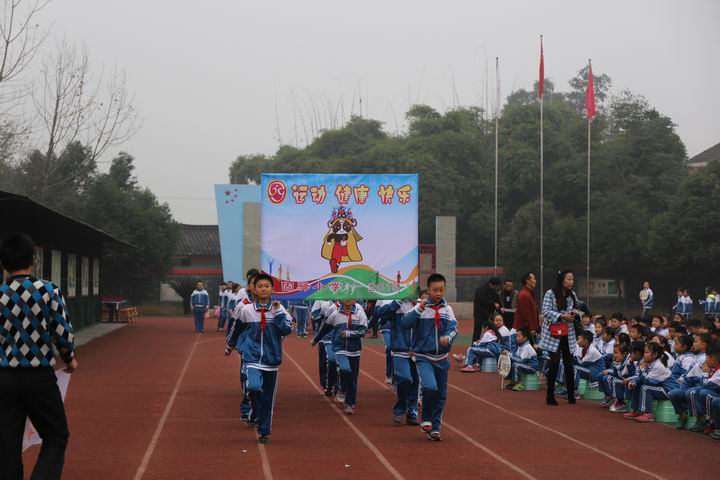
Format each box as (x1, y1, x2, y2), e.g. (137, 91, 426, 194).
(260, 173, 419, 300)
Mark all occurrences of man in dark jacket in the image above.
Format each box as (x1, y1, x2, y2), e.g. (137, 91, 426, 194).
(472, 277, 501, 342)
(499, 279, 518, 329)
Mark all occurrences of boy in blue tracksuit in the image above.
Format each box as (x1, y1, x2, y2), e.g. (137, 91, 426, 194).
(312, 300, 368, 415)
(685, 345, 720, 432)
(311, 300, 339, 396)
(574, 330, 606, 392)
(669, 333, 710, 429)
(190, 281, 209, 332)
(401, 273, 458, 441)
(224, 273, 292, 444)
(505, 328, 539, 391)
(217, 282, 228, 331)
(376, 292, 427, 425)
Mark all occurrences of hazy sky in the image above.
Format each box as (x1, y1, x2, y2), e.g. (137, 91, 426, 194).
(33, 0, 720, 224)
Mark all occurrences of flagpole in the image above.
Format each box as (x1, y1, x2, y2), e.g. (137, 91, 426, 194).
(586, 59, 592, 308)
(494, 56, 499, 276)
(539, 36, 544, 297)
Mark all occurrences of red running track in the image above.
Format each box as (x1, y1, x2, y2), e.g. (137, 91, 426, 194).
(23, 317, 717, 479)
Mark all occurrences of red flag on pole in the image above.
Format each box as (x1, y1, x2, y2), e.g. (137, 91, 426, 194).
(538, 36, 544, 98)
(586, 61, 596, 120)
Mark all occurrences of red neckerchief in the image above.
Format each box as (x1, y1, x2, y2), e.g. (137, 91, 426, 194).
(256, 302, 271, 331)
(428, 304, 443, 329)
(343, 306, 353, 328)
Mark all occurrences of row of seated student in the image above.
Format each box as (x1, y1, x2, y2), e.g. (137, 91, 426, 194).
(453, 310, 720, 440)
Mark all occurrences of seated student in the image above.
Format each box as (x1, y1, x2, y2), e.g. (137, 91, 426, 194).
(574, 331, 606, 394)
(648, 334, 675, 370)
(669, 333, 711, 429)
(312, 300, 368, 415)
(455, 317, 504, 372)
(685, 344, 720, 433)
(629, 324, 646, 342)
(603, 341, 643, 413)
(686, 318, 702, 336)
(504, 328, 539, 391)
(652, 315, 669, 337)
(591, 319, 606, 352)
(615, 332, 631, 350)
(580, 314, 594, 332)
(609, 312, 629, 335)
(598, 326, 616, 368)
(671, 335, 696, 378)
(311, 300, 340, 397)
(668, 322, 687, 354)
(624, 342, 679, 423)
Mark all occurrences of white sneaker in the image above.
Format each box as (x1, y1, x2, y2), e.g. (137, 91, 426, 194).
(452, 353, 465, 364)
(420, 421, 432, 433)
(336, 391, 346, 404)
(384, 376, 393, 384)
(609, 402, 627, 413)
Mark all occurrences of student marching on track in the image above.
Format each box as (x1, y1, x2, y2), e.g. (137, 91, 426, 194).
(375, 290, 428, 425)
(312, 299, 368, 415)
(225, 273, 293, 444)
(311, 300, 340, 396)
(400, 273, 458, 441)
(190, 281, 210, 333)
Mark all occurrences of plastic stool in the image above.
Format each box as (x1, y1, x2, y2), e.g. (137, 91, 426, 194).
(577, 378, 588, 396)
(521, 372, 540, 391)
(584, 383, 605, 401)
(481, 356, 497, 372)
(652, 400, 679, 423)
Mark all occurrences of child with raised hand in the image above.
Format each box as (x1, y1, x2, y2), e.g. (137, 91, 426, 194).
(455, 317, 503, 372)
(225, 273, 292, 444)
(505, 328, 539, 391)
(624, 342, 679, 423)
(312, 299, 368, 415)
(401, 273, 458, 441)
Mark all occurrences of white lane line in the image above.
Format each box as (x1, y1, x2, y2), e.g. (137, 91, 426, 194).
(133, 333, 201, 480)
(258, 444, 274, 480)
(358, 363, 536, 480)
(284, 351, 406, 480)
(365, 344, 666, 479)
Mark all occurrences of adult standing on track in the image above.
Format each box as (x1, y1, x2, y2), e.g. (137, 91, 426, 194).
(0, 233, 78, 480)
(499, 279, 518, 329)
(515, 273, 540, 344)
(472, 277, 501, 343)
(540, 270, 577, 406)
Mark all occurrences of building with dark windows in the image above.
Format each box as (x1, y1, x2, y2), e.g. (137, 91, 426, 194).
(159, 224, 223, 304)
(0, 191, 127, 330)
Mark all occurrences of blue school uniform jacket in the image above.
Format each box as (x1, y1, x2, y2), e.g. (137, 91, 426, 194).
(400, 299, 458, 362)
(190, 289, 209, 309)
(512, 341, 539, 370)
(227, 301, 293, 370)
(670, 352, 695, 378)
(634, 360, 679, 391)
(311, 301, 339, 344)
(577, 344, 606, 381)
(313, 304, 368, 356)
(376, 300, 416, 356)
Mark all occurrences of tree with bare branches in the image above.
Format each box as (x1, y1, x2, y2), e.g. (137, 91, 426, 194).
(31, 39, 139, 201)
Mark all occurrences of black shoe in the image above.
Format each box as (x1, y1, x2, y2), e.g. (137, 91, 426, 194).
(546, 397, 559, 406)
(324, 387, 333, 397)
(247, 419, 257, 428)
(568, 396, 576, 405)
(406, 416, 420, 426)
(258, 435, 270, 444)
(240, 414, 249, 422)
